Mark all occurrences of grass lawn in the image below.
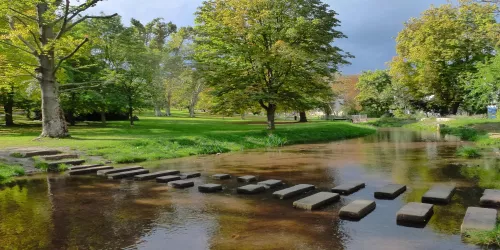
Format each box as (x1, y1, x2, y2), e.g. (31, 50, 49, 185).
(0, 111, 375, 164)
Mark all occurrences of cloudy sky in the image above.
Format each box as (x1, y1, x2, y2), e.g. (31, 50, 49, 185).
(90, 0, 450, 75)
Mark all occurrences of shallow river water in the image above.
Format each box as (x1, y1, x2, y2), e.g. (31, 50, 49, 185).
(0, 128, 498, 250)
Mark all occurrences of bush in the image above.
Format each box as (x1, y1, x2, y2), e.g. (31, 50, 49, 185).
(440, 126, 482, 141)
(456, 146, 482, 158)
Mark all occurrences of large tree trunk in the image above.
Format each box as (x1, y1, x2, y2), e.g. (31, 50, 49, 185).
(100, 110, 106, 124)
(4, 88, 14, 126)
(189, 106, 195, 118)
(450, 101, 460, 115)
(165, 90, 172, 116)
(128, 97, 134, 126)
(266, 104, 276, 130)
(299, 111, 308, 122)
(154, 105, 163, 117)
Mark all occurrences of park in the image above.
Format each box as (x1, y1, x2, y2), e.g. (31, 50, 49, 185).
(0, 0, 499, 249)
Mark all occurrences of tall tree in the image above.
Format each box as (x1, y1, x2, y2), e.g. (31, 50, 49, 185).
(195, 0, 350, 130)
(356, 70, 394, 117)
(0, 0, 116, 137)
(389, 0, 500, 115)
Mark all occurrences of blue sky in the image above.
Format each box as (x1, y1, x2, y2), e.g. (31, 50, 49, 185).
(90, 0, 449, 75)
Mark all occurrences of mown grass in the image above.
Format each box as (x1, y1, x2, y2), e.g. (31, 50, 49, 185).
(0, 162, 25, 184)
(0, 112, 375, 163)
(463, 225, 500, 247)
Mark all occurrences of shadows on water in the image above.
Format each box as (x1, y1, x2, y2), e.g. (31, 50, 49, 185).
(0, 128, 495, 249)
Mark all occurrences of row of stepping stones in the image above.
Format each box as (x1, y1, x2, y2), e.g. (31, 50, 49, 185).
(66, 165, 499, 234)
(12, 149, 86, 170)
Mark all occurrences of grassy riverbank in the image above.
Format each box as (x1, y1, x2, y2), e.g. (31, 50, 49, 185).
(0, 112, 375, 164)
(0, 163, 25, 184)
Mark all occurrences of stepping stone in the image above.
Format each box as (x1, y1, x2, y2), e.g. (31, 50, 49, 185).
(42, 153, 78, 161)
(156, 175, 181, 183)
(461, 207, 498, 233)
(257, 179, 283, 188)
(198, 184, 223, 193)
(108, 169, 149, 180)
(339, 200, 376, 220)
(421, 185, 456, 204)
(293, 192, 340, 210)
(480, 189, 500, 208)
(237, 175, 257, 183)
(21, 150, 61, 157)
(168, 180, 194, 188)
(212, 174, 231, 180)
(396, 202, 434, 225)
(69, 164, 103, 170)
(273, 184, 315, 200)
(331, 182, 365, 195)
(237, 184, 266, 194)
(134, 170, 180, 181)
(180, 172, 201, 179)
(69, 166, 113, 175)
(47, 159, 85, 168)
(374, 184, 407, 199)
(97, 166, 143, 176)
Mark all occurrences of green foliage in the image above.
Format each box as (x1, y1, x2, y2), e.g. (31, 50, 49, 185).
(56, 164, 70, 172)
(356, 70, 395, 117)
(368, 117, 417, 127)
(264, 134, 288, 147)
(465, 52, 500, 112)
(196, 140, 230, 155)
(9, 152, 23, 158)
(440, 126, 483, 141)
(455, 146, 482, 158)
(463, 225, 500, 247)
(0, 162, 25, 183)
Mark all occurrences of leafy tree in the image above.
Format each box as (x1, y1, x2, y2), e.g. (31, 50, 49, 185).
(356, 70, 394, 117)
(389, 0, 500, 115)
(195, 0, 350, 129)
(464, 53, 500, 112)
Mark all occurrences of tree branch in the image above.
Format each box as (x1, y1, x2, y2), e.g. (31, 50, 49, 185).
(11, 16, 42, 52)
(8, 8, 38, 22)
(7, 17, 38, 56)
(55, 0, 70, 40)
(63, 13, 118, 35)
(0, 40, 34, 55)
(54, 38, 89, 73)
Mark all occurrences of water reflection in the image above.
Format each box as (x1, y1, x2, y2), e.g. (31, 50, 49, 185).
(0, 129, 494, 249)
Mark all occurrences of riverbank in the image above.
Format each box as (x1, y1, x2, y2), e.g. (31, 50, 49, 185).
(0, 113, 375, 166)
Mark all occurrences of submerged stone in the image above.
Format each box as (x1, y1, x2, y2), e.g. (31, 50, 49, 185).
(257, 179, 283, 188)
(168, 180, 194, 188)
(237, 184, 266, 194)
(134, 170, 180, 181)
(198, 184, 223, 193)
(69, 164, 103, 171)
(331, 182, 365, 195)
(108, 169, 149, 180)
(396, 202, 434, 225)
(212, 174, 231, 180)
(97, 166, 143, 176)
(479, 189, 500, 208)
(461, 207, 497, 233)
(156, 175, 181, 183)
(374, 184, 407, 199)
(69, 166, 113, 175)
(237, 175, 257, 183)
(421, 185, 456, 204)
(293, 192, 340, 210)
(180, 172, 201, 179)
(339, 200, 376, 220)
(273, 184, 315, 200)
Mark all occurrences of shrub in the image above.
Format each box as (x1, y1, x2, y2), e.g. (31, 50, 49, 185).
(456, 146, 482, 158)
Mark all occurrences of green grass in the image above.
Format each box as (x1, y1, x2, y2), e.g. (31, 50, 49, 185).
(0, 162, 25, 184)
(463, 225, 500, 247)
(455, 146, 482, 158)
(0, 112, 375, 164)
(368, 117, 417, 127)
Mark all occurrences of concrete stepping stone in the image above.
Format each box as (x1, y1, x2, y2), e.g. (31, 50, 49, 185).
(69, 166, 113, 175)
(421, 185, 456, 204)
(134, 170, 180, 181)
(108, 169, 149, 180)
(480, 189, 500, 207)
(20, 150, 61, 157)
(212, 174, 231, 180)
(97, 166, 143, 176)
(461, 207, 498, 233)
(42, 153, 78, 161)
(180, 172, 201, 179)
(156, 175, 181, 183)
(47, 159, 85, 168)
(293, 192, 340, 210)
(339, 200, 376, 220)
(168, 180, 194, 189)
(69, 164, 103, 170)
(237, 175, 257, 183)
(396, 202, 434, 225)
(273, 184, 315, 200)
(198, 184, 223, 193)
(331, 182, 365, 195)
(237, 184, 266, 194)
(374, 184, 407, 199)
(257, 179, 283, 189)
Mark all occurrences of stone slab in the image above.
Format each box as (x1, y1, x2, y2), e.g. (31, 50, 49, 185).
(134, 170, 180, 181)
(480, 189, 500, 208)
(42, 154, 78, 161)
(339, 200, 376, 220)
(237, 175, 257, 183)
(69, 166, 113, 175)
(422, 185, 456, 204)
(168, 180, 194, 188)
(331, 182, 365, 195)
(180, 172, 201, 179)
(156, 175, 181, 183)
(273, 184, 316, 200)
(293, 192, 340, 210)
(396, 202, 434, 224)
(461, 207, 498, 233)
(69, 164, 103, 170)
(108, 169, 149, 179)
(257, 179, 283, 188)
(374, 184, 407, 199)
(198, 184, 223, 193)
(212, 174, 231, 180)
(97, 166, 143, 176)
(237, 184, 266, 194)
(21, 150, 61, 157)
(47, 159, 85, 168)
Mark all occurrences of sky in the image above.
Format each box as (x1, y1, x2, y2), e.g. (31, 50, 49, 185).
(90, 0, 450, 75)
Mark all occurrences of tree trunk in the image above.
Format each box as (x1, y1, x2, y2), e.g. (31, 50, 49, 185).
(450, 101, 460, 115)
(100, 111, 106, 124)
(240, 111, 245, 120)
(154, 105, 163, 117)
(299, 111, 307, 122)
(68, 110, 75, 126)
(266, 104, 276, 130)
(128, 100, 134, 126)
(165, 90, 172, 116)
(4, 88, 14, 126)
(189, 106, 195, 118)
